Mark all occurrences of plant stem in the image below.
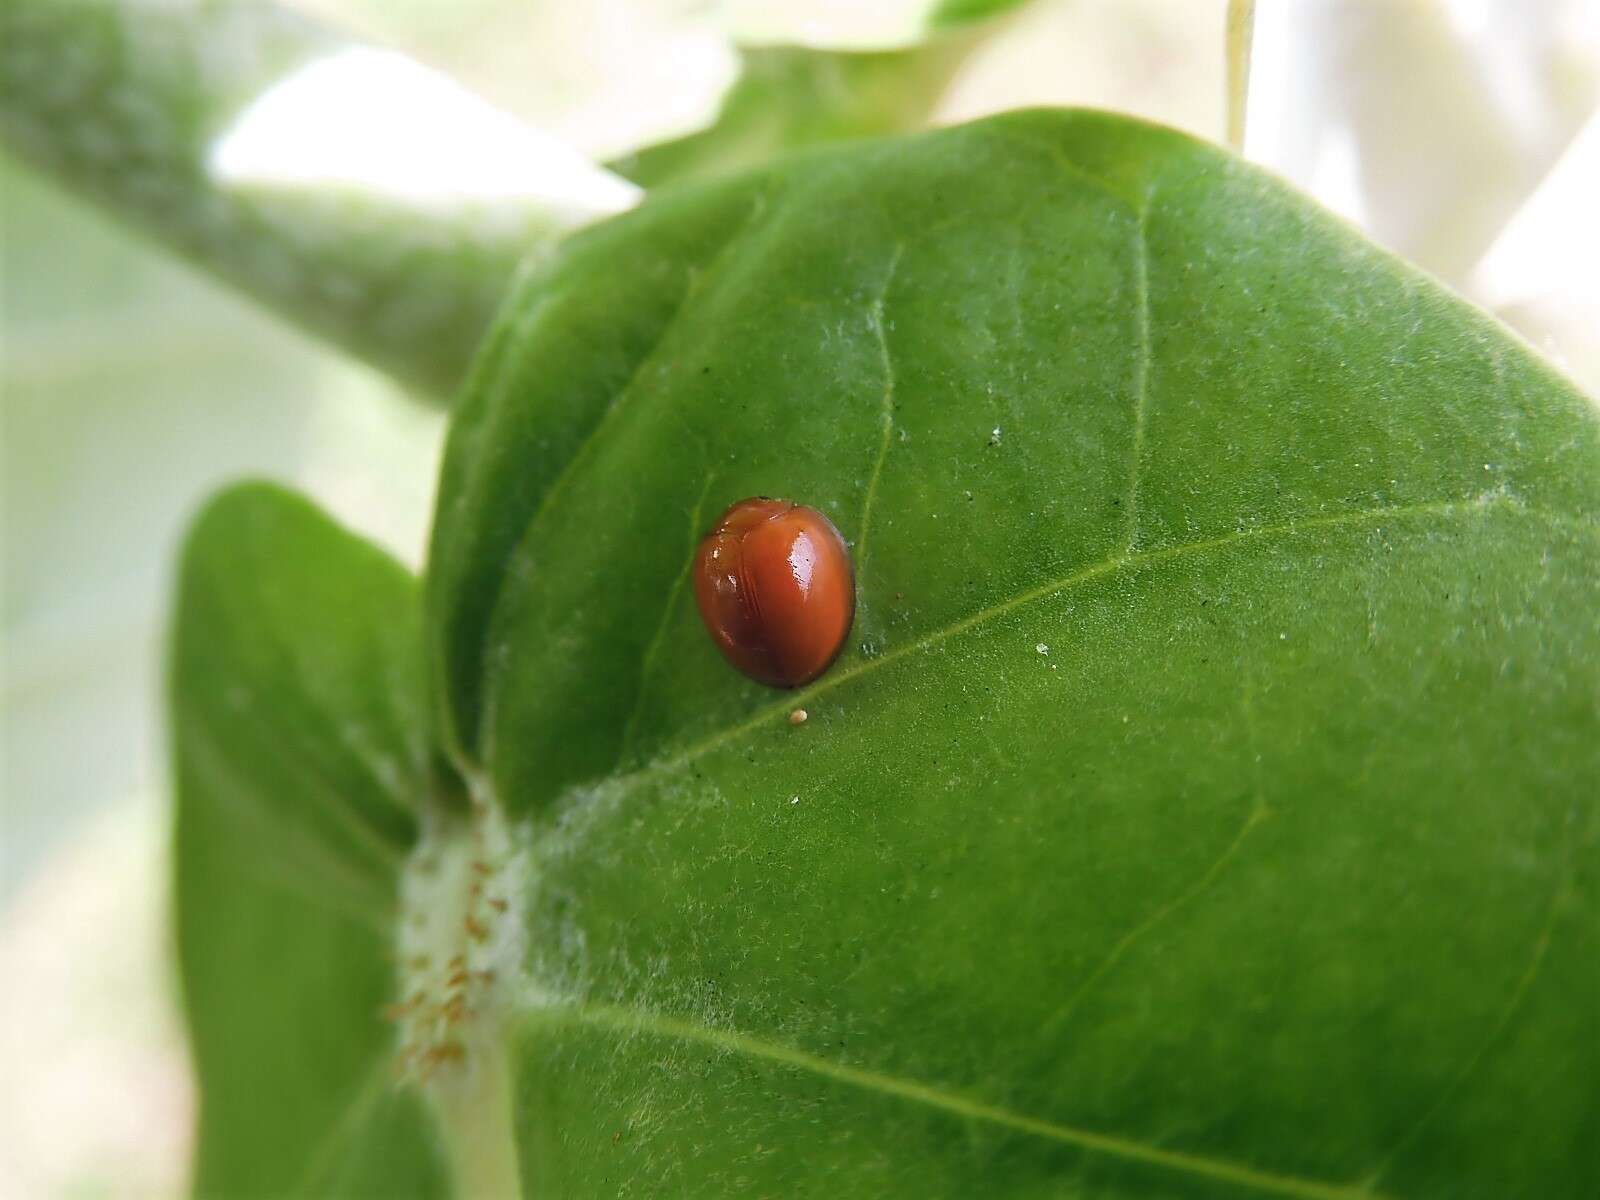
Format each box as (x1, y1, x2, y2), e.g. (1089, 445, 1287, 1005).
(0, 0, 637, 400)
(1226, 0, 1257, 153)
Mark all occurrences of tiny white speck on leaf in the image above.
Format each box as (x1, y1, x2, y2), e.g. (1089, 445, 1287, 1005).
(790, 795, 801, 805)
(989, 426, 1003, 446)
(1035, 643, 1049, 655)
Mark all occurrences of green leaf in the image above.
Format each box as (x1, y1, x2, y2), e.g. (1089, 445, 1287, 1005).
(612, 40, 977, 191)
(721, 0, 1031, 50)
(172, 482, 451, 1197)
(927, 0, 1033, 28)
(429, 109, 1599, 1195)
(611, 0, 1036, 192)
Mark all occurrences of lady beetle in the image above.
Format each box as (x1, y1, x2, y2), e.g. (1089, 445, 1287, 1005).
(692, 497, 855, 688)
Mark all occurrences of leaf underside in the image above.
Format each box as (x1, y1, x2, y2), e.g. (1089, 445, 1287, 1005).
(177, 110, 1599, 1199)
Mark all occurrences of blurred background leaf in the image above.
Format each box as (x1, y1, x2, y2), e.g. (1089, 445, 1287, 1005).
(611, 39, 991, 190)
(171, 483, 452, 1199)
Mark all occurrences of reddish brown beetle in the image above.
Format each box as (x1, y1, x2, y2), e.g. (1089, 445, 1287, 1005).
(692, 497, 855, 688)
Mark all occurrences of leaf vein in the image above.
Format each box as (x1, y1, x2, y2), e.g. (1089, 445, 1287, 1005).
(618, 474, 717, 761)
(981, 128, 1145, 212)
(474, 190, 773, 758)
(526, 1000, 1386, 1200)
(856, 242, 905, 566)
(1124, 187, 1154, 552)
(181, 710, 403, 909)
(290, 1053, 397, 1197)
(1040, 767, 1269, 1038)
(1360, 872, 1568, 1187)
(613, 492, 1550, 795)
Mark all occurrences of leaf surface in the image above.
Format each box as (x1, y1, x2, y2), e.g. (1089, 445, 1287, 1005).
(429, 109, 1599, 1197)
(172, 482, 451, 1197)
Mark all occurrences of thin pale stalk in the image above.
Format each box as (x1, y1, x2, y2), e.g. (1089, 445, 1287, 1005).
(1227, 0, 1257, 152)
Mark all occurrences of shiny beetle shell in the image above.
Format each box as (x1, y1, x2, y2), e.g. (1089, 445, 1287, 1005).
(691, 497, 855, 688)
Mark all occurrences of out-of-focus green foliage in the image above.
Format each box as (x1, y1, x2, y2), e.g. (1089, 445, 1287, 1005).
(172, 484, 453, 1197)
(928, 0, 1032, 27)
(612, 1, 1031, 190)
(613, 40, 980, 189)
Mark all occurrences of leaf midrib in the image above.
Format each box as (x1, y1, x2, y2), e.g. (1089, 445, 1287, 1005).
(520, 999, 1387, 1200)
